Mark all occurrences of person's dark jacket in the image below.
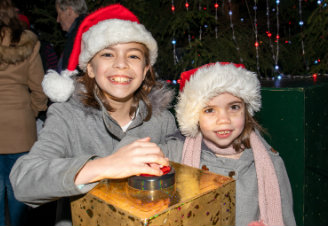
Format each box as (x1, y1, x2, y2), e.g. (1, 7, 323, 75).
(58, 14, 86, 72)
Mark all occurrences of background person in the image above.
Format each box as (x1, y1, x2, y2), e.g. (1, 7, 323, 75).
(0, 0, 48, 225)
(55, 0, 87, 72)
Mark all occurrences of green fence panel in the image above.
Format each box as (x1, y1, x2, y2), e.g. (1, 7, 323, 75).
(255, 78, 328, 226)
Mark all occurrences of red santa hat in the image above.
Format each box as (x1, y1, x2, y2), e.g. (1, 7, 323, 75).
(176, 62, 261, 137)
(42, 4, 158, 102)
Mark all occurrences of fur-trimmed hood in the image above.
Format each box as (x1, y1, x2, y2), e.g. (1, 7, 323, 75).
(147, 82, 176, 115)
(0, 29, 38, 70)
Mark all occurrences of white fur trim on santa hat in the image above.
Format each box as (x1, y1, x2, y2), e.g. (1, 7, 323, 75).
(176, 63, 261, 137)
(42, 69, 77, 102)
(79, 19, 158, 71)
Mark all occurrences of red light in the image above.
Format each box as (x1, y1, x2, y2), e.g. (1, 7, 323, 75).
(313, 73, 318, 79)
(267, 32, 272, 37)
(214, 3, 219, 8)
(276, 35, 280, 39)
(177, 79, 181, 84)
(285, 40, 289, 43)
(203, 7, 207, 10)
(171, 5, 175, 11)
(185, 2, 189, 8)
(255, 42, 259, 47)
(166, 80, 172, 84)
(318, 59, 321, 62)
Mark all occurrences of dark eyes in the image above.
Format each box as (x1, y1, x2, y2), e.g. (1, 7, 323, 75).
(203, 108, 214, 113)
(230, 104, 241, 110)
(100, 53, 113, 57)
(203, 104, 242, 113)
(129, 55, 141, 59)
(99, 53, 141, 59)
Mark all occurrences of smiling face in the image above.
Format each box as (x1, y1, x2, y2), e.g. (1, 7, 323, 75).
(87, 42, 150, 104)
(199, 92, 246, 149)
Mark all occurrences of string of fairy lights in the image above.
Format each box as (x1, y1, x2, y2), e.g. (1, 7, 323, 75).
(253, 0, 260, 74)
(298, 0, 309, 71)
(167, 0, 326, 84)
(215, 1, 219, 38)
(267, 0, 279, 76)
(274, 1, 280, 73)
(228, 0, 244, 64)
(171, 0, 178, 65)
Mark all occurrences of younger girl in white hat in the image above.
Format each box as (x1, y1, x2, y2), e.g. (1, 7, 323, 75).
(10, 4, 177, 226)
(162, 62, 296, 226)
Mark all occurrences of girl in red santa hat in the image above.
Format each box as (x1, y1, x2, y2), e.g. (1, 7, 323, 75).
(10, 4, 177, 225)
(160, 62, 296, 226)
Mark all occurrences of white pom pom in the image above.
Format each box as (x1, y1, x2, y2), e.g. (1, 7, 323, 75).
(42, 69, 77, 102)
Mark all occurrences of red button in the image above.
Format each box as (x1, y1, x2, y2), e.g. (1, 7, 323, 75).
(140, 165, 171, 177)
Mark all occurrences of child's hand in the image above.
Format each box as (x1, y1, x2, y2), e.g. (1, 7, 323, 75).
(75, 137, 169, 185)
(102, 137, 169, 178)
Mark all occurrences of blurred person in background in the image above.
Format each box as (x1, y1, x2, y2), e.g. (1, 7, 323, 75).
(55, 0, 87, 72)
(0, 0, 48, 225)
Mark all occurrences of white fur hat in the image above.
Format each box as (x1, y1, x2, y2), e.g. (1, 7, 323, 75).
(42, 4, 157, 102)
(176, 62, 261, 137)
(78, 17, 157, 71)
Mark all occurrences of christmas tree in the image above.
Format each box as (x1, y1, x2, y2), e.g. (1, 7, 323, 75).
(16, 0, 328, 80)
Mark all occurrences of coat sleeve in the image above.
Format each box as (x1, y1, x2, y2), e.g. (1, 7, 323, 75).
(27, 40, 48, 117)
(158, 131, 184, 163)
(9, 104, 96, 207)
(160, 110, 179, 143)
(272, 153, 297, 226)
(151, 110, 183, 163)
(146, 110, 184, 162)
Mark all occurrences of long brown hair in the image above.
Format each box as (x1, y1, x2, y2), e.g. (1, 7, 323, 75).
(0, 0, 24, 45)
(232, 108, 264, 152)
(77, 43, 158, 121)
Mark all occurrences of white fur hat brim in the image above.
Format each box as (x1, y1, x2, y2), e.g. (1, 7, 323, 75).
(79, 19, 158, 71)
(176, 63, 261, 137)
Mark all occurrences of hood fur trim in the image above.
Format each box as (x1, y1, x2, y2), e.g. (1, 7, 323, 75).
(176, 63, 261, 137)
(0, 30, 38, 65)
(148, 83, 176, 115)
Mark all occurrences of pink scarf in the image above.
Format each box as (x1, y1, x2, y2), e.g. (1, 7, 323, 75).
(181, 131, 284, 226)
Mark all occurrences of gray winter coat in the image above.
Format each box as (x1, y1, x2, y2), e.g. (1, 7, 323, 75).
(9, 85, 177, 226)
(158, 132, 296, 226)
